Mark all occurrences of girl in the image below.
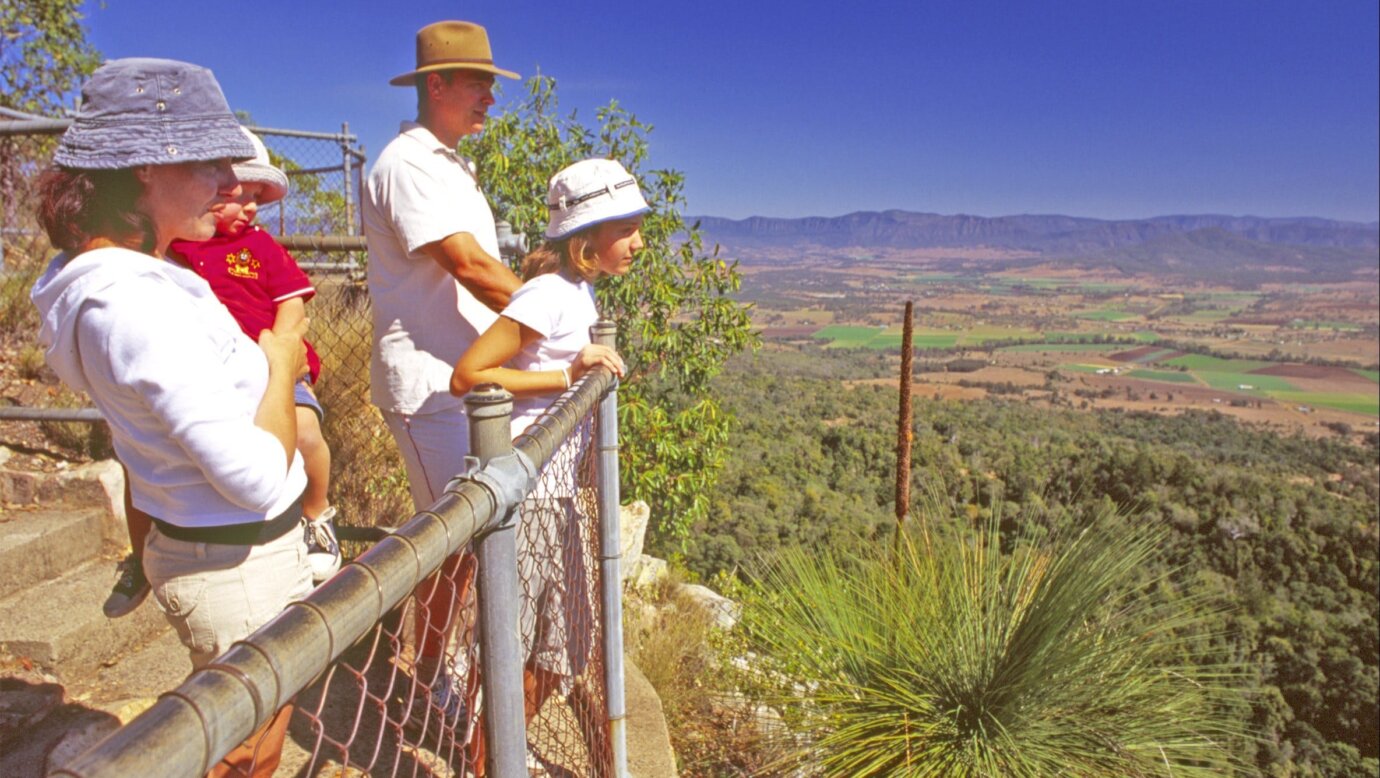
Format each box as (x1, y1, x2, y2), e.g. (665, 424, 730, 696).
(450, 157, 648, 767)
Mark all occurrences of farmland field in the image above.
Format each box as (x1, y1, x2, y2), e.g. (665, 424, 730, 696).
(1196, 372, 1300, 393)
(1000, 343, 1122, 353)
(1161, 354, 1271, 372)
(742, 252, 1377, 433)
(1127, 369, 1200, 384)
(1266, 391, 1380, 416)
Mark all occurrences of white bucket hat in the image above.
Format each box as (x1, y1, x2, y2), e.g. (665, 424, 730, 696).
(544, 159, 650, 240)
(232, 127, 289, 205)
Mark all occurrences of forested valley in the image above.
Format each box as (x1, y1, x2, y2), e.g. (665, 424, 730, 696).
(681, 345, 1379, 776)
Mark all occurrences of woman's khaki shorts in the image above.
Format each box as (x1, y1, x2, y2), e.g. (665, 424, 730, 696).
(143, 525, 312, 670)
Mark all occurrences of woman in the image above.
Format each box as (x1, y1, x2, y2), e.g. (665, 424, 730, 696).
(450, 158, 647, 769)
(30, 58, 310, 777)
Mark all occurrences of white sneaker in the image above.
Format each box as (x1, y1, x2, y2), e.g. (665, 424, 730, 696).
(305, 507, 341, 584)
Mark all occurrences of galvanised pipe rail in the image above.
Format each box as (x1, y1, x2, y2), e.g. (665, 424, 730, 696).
(0, 119, 68, 135)
(0, 407, 103, 423)
(51, 348, 620, 778)
(275, 234, 368, 252)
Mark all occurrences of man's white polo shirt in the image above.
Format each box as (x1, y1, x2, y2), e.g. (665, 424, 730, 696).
(363, 122, 500, 415)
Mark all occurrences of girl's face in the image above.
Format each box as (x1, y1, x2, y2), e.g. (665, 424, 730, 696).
(590, 216, 645, 277)
(137, 159, 240, 252)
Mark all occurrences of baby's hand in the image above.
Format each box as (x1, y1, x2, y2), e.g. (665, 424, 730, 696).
(572, 344, 624, 381)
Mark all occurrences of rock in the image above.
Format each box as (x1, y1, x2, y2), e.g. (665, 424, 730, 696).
(44, 710, 120, 775)
(676, 583, 741, 630)
(619, 501, 650, 567)
(626, 555, 667, 592)
(0, 677, 64, 746)
(63, 460, 126, 547)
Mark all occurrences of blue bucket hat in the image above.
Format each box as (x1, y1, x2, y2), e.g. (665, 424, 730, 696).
(53, 58, 256, 170)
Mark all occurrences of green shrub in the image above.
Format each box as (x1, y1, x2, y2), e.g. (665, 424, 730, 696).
(742, 511, 1247, 777)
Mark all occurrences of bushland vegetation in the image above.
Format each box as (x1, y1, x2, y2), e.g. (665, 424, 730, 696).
(696, 345, 1378, 776)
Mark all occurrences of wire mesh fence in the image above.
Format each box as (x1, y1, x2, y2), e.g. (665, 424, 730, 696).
(289, 419, 610, 777)
(52, 362, 625, 778)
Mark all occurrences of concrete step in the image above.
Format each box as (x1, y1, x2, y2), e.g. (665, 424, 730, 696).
(0, 557, 168, 676)
(0, 630, 186, 778)
(0, 505, 108, 601)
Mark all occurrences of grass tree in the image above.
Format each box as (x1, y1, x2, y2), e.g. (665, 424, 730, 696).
(742, 510, 1246, 777)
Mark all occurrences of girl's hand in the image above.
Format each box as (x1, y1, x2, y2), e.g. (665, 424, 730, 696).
(571, 344, 624, 382)
(258, 318, 309, 381)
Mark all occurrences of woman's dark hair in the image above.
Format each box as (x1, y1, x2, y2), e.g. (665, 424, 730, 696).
(37, 167, 155, 255)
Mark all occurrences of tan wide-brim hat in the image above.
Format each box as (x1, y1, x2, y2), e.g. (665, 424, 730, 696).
(389, 20, 519, 86)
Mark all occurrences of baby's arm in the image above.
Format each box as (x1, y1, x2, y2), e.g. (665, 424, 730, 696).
(273, 296, 307, 333)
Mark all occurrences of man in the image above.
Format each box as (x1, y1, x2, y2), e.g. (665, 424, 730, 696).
(365, 20, 522, 503)
(362, 18, 522, 726)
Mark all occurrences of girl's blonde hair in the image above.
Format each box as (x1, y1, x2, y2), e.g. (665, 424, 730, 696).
(520, 230, 601, 282)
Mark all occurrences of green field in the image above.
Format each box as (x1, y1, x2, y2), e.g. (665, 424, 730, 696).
(1127, 369, 1200, 384)
(912, 334, 961, 348)
(1161, 354, 1270, 372)
(1267, 391, 1380, 416)
(1356, 369, 1380, 383)
(1063, 363, 1117, 374)
(1197, 372, 1300, 393)
(813, 325, 883, 348)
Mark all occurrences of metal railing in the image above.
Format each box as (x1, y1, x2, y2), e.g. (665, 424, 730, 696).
(49, 322, 629, 778)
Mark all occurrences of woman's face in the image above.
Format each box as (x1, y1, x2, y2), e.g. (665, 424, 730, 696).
(590, 216, 645, 277)
(137, 159, 240, 252)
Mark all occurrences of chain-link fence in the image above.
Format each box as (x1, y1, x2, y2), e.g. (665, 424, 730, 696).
(54, 367, 627, 777)
(291, 418, 611, 776)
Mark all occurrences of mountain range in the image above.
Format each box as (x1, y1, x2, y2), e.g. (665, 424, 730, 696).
(693, 211, 1379, 282)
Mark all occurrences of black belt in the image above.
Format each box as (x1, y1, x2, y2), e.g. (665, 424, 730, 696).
(152, 492, 304, 546)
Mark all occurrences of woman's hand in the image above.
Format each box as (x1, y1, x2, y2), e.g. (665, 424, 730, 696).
(571, 344, 624, 382)
(254, 318, 309, 467)
(257, 318, 309, 381)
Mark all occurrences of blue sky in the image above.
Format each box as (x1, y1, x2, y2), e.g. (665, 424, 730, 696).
(82, 0, 1378, 223)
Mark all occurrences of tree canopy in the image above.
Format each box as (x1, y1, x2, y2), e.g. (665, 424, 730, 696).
(0, 0, 100, 116)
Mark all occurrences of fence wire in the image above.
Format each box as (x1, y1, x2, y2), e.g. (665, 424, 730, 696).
(288, 418, 609, 777)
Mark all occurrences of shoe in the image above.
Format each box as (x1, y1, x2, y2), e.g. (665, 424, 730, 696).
(305, 507, 342, 584)
(103, 554, 150, 618)
(430, 667, 474, 728)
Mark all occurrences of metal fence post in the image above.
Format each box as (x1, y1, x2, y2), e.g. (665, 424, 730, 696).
(591, 320, 629, 778)
(467, 384, 528, 777)
(341, 121, 354, 235)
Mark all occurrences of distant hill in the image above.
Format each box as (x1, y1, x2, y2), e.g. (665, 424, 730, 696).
(693, 210, 1379, 282)
(695, 210, 1379, 251)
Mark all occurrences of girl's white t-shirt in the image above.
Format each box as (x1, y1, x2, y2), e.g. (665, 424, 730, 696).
(501, 271, 598, 426)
